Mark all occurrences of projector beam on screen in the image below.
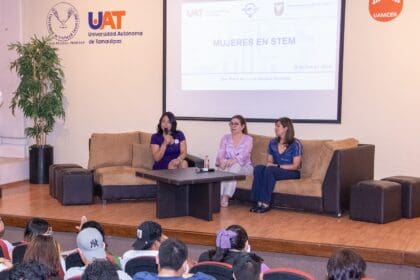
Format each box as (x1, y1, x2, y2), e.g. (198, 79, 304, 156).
(164, 0, 346, 123)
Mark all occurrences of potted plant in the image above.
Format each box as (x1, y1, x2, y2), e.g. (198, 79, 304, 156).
(9, 36, 65, 184)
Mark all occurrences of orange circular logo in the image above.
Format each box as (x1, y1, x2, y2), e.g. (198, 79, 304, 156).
(369, 0, 403, 22)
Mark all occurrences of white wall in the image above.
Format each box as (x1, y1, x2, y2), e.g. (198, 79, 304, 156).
(0, 0, 27, 157)
(10, 0, 420, 178)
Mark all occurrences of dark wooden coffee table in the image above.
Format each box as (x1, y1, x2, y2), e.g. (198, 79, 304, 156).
(136, 168, 245, 221)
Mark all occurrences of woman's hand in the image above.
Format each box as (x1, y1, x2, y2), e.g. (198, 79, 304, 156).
(226, 159, 237, 168)
(219, 159, 227, 170)
(266, 162, 278, 167)
(163, 134, 173, 145)
(0, 257, 13, 269)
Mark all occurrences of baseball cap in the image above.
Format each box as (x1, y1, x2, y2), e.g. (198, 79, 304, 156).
(77, 228, 106, 262)
(132, 221, 162, 250)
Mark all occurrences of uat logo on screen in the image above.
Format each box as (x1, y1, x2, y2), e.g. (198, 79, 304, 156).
(88, 11, 126, 29)
(369, 0, 403, 22)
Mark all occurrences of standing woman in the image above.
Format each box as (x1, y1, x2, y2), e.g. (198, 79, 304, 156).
(216, 115, 253, 207)
(150, 112, 188, 170)
(250, 117, 303, 213)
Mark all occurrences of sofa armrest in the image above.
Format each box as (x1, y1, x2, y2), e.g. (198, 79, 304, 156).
(322, 144, 375, 216)
(185, 154, 204, 168)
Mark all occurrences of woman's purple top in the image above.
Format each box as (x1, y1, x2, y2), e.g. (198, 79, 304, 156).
(150, 131, 186, 170)
(216, 134, 253, 167)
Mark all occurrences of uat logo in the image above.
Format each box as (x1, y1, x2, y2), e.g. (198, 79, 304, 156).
(369, 0, 403, 22)
(88, 11, 126, 29)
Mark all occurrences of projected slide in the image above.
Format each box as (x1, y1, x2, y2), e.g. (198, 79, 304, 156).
(181, 0, 338, 91)
(165, 0, 344, 122)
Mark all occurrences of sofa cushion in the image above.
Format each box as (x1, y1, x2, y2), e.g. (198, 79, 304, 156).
(139, 132, 153, 144)
(132, 143, 154, 170)
(311, 138, 359, 182)
(250, 134, 271, 166)
(88, 132, 140, 170)
(94, 166, 155, 186)
(300, 140, 329, 179)
(236, 176, 322, 197)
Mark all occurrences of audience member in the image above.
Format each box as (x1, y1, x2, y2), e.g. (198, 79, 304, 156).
(198, 225, 267, 272)
(150, 112, 188, 170)
(0, 216, 13, 256)
(82, 259, 119, 280)
(12, 217, 50, 264)
(121, 221, 166, 270)
(133, 238, 214, 280)
(232, 253, 263, 280)
(22, 217, 50, 243)
(216, 115, 253, 207)
(250, 117, 303, 213)
(326, 249, 366, 280)
(64, 217, 121, 270)
(7, 260, 52, 280)
(64, 228, 131, 280)
(23, 235, 63, 278)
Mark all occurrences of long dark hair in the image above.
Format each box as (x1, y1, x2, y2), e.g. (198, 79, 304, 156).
(209, 225, 248, 262)
(231, 115, 248, 134)
(157, 112, 178, 134)
(276, 117, 295, 146)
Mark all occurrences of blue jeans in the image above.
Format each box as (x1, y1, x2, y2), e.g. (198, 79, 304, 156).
(251, 165, 300, 204)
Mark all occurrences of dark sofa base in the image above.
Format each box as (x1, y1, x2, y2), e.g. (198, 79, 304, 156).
(95, 184, 157, 203)
(232, 189, 324, 214)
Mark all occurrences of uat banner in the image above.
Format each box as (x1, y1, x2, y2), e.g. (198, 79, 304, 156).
(369, 0, 403, 22)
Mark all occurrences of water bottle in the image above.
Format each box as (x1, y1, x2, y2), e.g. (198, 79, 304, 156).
(203, 155, 209, 171)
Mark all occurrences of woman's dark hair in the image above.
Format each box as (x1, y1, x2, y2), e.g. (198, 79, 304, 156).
(276, 117, 295, 146)
(157, 112, 177, 134)
(23, 218, 49, 242)
(209, 224, 248, 262)
(326, 249, 366, 280)
(23, 235, 61, 277)
(231, 115, 248, 134)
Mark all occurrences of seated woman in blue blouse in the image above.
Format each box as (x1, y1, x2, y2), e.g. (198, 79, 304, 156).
(150, 112, 188, 170)
(250, 117, 303, 213)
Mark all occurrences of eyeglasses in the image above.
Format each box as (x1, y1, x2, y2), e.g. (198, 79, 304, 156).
(229, 122, 240, 126)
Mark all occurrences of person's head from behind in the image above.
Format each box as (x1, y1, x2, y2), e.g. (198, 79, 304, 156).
(326, 249, 366, 280)
(217, 224, 249, 251)
(211, 224, 249, 262)
(77, 228, 106, 264)
(81, 259, 119, 280)
(229, 115, 248, 135)
(132, 221, 165, 251)
(157, 111, 177, 134)
(23, 235, 61, 276)
(8, 260, 51, 280)
(275, 117, 295, 145)
(157, 238, 188, 276)
(81, 220, 106, 246)
(23, 217, 50, 242)
(233, 253, 263, 280)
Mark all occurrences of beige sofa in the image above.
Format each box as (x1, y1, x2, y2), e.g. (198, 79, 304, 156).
(88, 131, 203, 203)
(233, 134, 375, 216)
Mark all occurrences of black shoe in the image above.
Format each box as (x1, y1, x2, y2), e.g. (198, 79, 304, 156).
(249, 205, 260, 212)
(256, 205, 271, 213)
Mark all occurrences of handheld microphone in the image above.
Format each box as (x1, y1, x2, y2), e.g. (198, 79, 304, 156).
(163, 128, 169, 135)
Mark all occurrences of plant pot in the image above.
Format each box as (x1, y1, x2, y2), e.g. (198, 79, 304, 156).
(29, 145, 54, 184)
